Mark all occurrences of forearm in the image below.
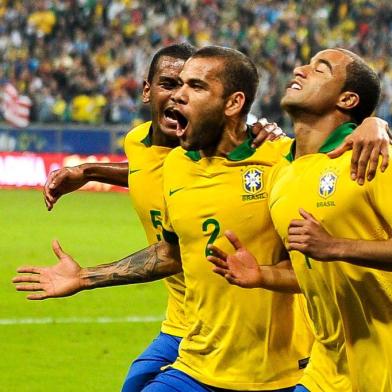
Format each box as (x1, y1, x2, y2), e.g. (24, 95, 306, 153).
(327, 237, 392, 270)
(259, 260, 301, 293)
(81, 162, 129, 187)
(80, 242, 182, 290)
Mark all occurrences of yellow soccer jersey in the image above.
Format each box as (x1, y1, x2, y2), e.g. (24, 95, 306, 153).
(269, 122, 392, 392)
(162, 134, 314, 390)
(124, 121, 187, 337)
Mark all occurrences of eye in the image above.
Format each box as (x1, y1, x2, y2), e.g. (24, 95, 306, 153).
(160, 81, 178, 90)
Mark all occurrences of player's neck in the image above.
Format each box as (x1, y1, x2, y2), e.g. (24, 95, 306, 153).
(293, 113, 349, 158)
(200, 121, 248, 158)
(151, 126, 179, 148)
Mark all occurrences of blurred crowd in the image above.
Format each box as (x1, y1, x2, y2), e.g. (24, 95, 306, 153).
(0, 0, 391, 128)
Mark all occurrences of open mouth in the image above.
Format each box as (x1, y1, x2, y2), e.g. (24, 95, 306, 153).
(287, 80, 302, 90)
(163, 108, 179, 127)
(172, 109, 189, 136)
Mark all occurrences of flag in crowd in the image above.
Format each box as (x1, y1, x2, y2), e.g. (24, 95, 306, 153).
(1, 83, 31, 128)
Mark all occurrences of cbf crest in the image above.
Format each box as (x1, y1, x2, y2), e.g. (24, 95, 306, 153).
(243, 167, 263, 194)
(319, 171, 337, 199)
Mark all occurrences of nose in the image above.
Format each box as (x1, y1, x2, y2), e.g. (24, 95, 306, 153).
(171, 84, 188, 105)
(293, 64, 308, 79)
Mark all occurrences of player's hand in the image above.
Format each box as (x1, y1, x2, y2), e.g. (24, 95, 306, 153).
(327, 117, 390, 185)
(287, 209, 337, 261)
(13, 240, 83, 300)
(207, 230, 264, 288)
(44, 166, 87, 211)
(250, 118, 285, 148)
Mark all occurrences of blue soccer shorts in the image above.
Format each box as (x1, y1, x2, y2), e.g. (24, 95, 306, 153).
(142, 368, 298, 392)
(293, 385, 310, 392)
(121, 332, 182, 392)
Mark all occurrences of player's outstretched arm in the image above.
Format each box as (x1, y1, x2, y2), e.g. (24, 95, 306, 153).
(327, 117, 390, 185)
(207, 230, 301, 293)
(44, 162, 129, 211)
(288, 209, 392, 271)
(13, 239, 182, 300)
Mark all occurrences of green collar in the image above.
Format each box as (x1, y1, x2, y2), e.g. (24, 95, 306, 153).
(141, 125, 153, 147)
(285, 122, 357, 162)
(185, 126, 256, 162)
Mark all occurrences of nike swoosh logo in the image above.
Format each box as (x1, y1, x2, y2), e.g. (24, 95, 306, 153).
(129, 169, 141, 174)
(169, 187, 185, 196)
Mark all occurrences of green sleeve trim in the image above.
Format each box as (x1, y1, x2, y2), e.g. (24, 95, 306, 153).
(140, 124, 153, 147)
(162, 228, 179, 244)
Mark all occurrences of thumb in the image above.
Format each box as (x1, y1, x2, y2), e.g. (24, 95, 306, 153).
(327, 138, 352, 158)
(299, 208, 317, 222)
(225, 230, 243, 251)
(52, 239, 67, 260)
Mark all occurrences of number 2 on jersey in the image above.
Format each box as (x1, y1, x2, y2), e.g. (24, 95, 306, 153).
(202, 218, 220, 256)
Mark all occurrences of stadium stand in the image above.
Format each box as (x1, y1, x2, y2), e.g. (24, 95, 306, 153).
(0, 0, 391, 127)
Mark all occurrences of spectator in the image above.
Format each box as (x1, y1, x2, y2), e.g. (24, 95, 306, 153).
(0, 0, 391, 127)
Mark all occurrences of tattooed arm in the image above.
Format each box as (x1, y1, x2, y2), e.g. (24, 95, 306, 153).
(13, 239, 181, 300)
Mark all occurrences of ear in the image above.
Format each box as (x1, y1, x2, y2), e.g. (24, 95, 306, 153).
(142, 80, 151, 103)
(224, 91, 246, 117)
(337, 91, 360, 111)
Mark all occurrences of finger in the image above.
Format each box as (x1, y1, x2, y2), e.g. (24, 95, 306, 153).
(354, 143, 373, 185)
(298, 208, 317, 222)
(365, 145, 382, 181)
(12, 275, 40, 284)
(212, 267, 230, 277)
(52, 239, 66, 259)
(207, 244, 227, 260)
(287, 234, 306, 244)
(224, 230, 243, 251)
(327, 140, 351, 159)
(26, 292, 49, 300)
(349, 139, 365, 181)
(264, 122, 278, 133)
(288, 219, 306, 228)
(258, 117, 268, 127)
(380, 141, 389, 172)
(44, 195, 55, 211)
(225, 274, 244, 287)
(15, 283, 43, 292)
(251, 129, 269, 148)
(286, 242, 305, 252)
(287, 227, 306, 236)
(16, 266, 42, 274)
(207, 255, 228, 269)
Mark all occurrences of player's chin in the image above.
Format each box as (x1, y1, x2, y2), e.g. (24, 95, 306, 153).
(159, 124, 179, 139)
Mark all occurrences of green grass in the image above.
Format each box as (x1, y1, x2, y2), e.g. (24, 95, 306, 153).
(0, 189, 167, 391)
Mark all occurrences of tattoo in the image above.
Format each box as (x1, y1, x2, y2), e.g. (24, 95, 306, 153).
(82, 243, 181, 289)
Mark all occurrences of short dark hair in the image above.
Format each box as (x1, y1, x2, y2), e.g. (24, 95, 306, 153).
(336, 48, 381, 123)
(191, 45, 259, 116)
(147, 42, 196, 83)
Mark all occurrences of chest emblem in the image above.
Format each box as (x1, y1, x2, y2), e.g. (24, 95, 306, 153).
(319, 171, 337, 199)
(243, 168, 263, 194)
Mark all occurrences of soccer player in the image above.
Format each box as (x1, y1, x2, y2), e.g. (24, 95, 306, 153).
(209, 48, 392, 391)
(45, 42, 198, 392)
(13, 47, 390, 390)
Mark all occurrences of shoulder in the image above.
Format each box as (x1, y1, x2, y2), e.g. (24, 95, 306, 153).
(124, 121, 152, 145)
(253, 136, 293, 165)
